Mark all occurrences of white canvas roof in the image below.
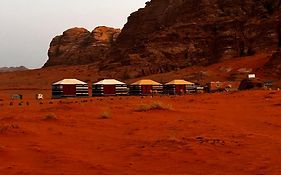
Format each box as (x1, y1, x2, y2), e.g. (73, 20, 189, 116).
(94, 79, 126, 85)
(166, 79, 194, 85)
(53, 79, 87, 85)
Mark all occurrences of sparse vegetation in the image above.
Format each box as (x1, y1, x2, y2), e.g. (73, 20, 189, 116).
(42, 114, 58, 121)
(0, 124, 9, 134)
(0, 123, 19, 134)
(0, 144, 5, 152)
(135, 101, 173, 112)
(98, 111, 111, 119)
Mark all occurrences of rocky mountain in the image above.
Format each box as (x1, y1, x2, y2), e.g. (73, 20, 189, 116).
(103, 0, 281, 76)
(0, 66, 28, 72)
(44, 0, 281, 78)
(267, 48, 281, 74)
(43, 26, 121, 67)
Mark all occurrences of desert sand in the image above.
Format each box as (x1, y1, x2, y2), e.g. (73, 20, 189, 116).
(0, 90, 281, 175)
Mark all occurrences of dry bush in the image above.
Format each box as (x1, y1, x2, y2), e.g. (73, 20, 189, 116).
(0, 123, 19, 134)
(135, 101, 173, 112)
(0, 124, 9, 134)
(98, 111, 111, 119)
(135, 104, 150, 112)
(0, 144, 5, 152)
(42, 114, 58, 121)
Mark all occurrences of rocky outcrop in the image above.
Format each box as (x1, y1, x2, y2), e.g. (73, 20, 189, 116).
(267, 49, 281, 74)
(102, 0, 281, 76)
(43, 0, 281, 78)
(43, 26, 121, 67)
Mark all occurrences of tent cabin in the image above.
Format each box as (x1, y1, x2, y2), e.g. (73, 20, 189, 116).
(92, 79, 128, 96)
(52, 79, 89, 98)
(130, 79, 163, 95)
(164, 80, 195, 95)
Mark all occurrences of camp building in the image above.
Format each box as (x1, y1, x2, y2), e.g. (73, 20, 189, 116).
(92, 79, 128, 96)
(164, 80, 195, 95)
(52, 79, 89, 98)
(130, 79, 163, 95)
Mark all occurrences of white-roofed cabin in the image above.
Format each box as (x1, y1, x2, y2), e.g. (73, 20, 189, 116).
(52, 79, 89, 98)
(92, 79, 128, 96)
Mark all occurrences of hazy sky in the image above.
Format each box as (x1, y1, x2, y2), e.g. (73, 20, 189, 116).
(0, 0, 147, 68)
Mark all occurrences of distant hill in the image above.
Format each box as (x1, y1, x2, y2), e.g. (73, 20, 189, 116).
(0, 66, 28, 72)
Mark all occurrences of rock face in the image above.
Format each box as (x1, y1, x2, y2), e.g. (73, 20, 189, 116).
(43, 26, 121, 67)
(267, 49, 281, 74)
(43, 0, 281, 78)
(103, 0, 281, 76)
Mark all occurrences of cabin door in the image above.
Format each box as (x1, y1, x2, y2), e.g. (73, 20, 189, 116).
(63, 85, 76, 96)
(175, 85, 185, 94)
(142, 85, 152, 95)
(103, 85, 116, 95)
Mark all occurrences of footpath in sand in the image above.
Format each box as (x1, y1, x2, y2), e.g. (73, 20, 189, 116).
(0, 90, 281, 174)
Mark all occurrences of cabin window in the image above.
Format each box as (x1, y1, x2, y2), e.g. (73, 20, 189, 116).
(278, 31, 281, 48)
(277, 22, 281, 47)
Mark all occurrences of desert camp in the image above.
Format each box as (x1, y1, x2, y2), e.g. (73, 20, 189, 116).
(1, 0, 281, 174)
(47, 75, 272, 99)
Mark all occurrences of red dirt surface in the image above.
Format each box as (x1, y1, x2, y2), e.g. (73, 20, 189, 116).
(1, 90, 281, 174)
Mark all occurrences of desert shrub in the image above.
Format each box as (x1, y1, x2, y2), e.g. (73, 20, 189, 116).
(0, 123, 19, 134)
(98, 111, 111, 119)
(135, 104, 151, 112)
(135, 101, 173, 112)
(42, 114, 58, 121)
(0, 144, 5, 151)
(0, 125, 9, 134)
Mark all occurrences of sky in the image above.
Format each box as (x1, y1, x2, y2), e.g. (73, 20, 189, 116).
(0, 0, 147, 68)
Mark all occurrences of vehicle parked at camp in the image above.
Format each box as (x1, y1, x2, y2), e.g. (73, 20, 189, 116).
(11, 94, 23, 100)
(206, 81, 239, 93)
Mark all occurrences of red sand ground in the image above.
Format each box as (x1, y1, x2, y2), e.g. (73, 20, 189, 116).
(0, 90, 281, 175)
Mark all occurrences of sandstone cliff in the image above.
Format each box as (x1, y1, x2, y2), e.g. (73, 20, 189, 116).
(103, 0, 281, 76)
(43, 0, 281, 78)
(43, 26, 121, 67)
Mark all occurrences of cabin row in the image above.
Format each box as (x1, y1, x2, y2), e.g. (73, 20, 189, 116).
(52, 79, 196, 98)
